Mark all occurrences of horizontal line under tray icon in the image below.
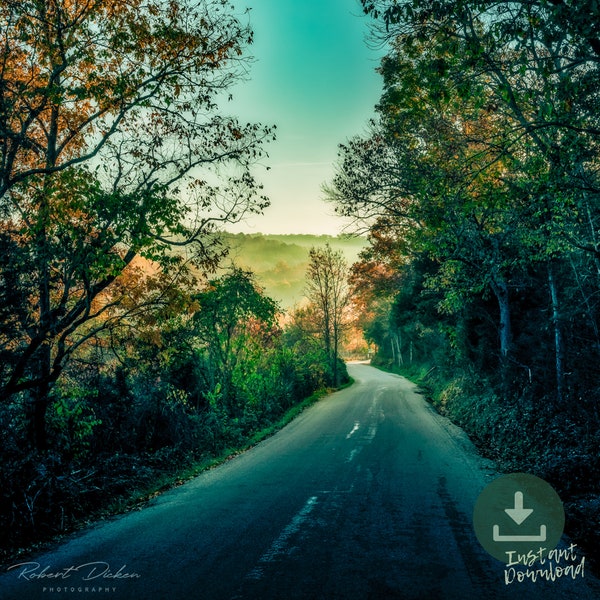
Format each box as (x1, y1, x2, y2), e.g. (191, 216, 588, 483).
(493, 524, 547, 542)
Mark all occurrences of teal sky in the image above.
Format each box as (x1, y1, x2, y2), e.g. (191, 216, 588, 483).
(227, 0, 383, 235)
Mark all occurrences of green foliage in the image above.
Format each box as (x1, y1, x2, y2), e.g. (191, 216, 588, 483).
(332, 0, 600, 399)
(0, 262, 344, 559)
(304, 244, 351, 387)
(333, 0, 600, 561)
(0, 0, 353, 561)
(0, 0, 275, 452)
(48, 391, 102, 461)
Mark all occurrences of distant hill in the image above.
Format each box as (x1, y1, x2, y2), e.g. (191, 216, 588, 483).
(219, 233, 367, 308)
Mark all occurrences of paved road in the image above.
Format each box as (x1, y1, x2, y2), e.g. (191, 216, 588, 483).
(2, 364, 599, 599)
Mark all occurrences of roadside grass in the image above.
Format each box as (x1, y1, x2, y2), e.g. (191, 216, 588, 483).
(372, 361, 600, 573)
(2, 382, 352, 566)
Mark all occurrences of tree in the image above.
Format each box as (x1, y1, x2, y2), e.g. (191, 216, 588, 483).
(0, 0, 274, 450)
(305, 244, 350, 386)
(330, 1, 600, 402)
(359, 0, 600, 240)
(329, 62, 523, 365)
(191, 268, 279, 413)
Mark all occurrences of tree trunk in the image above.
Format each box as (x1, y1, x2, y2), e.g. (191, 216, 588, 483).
(332, 321, 339, 387)
(32, 189, 52, 452)
(32, 357, 51, 452)
(490, 276, 512, 392)
(29, 85, 60, 452)
(395, 332, 404, 366)
(569, 255, 600, 353)
(548, 262, 565, 404)
(490, 277, 512, 358)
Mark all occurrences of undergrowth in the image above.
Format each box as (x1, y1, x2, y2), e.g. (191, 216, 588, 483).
(0, 385, 340, 567)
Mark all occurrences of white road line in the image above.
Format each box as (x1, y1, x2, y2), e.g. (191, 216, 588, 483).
(364, 423, 378, 441)
(247, 496, 319, 581)
(346, 421, 360, 439)
(346, 448, 361, 463)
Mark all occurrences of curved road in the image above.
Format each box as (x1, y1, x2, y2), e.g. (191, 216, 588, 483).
(2, 364, 598, 599)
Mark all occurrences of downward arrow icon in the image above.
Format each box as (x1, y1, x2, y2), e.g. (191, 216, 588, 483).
(505, 491, 533, 525)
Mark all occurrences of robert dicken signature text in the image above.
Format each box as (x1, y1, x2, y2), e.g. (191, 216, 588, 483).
(7, 562, 141, 582)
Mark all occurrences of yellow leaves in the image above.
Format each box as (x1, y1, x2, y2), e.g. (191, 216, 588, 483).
(148, 2, 161, 17)
(2, 0, 252, 174)
(187, 299, 200, 314)
(139, 328, 164, 347)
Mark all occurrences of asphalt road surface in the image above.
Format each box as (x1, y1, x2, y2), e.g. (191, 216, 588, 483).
(2, 363, 599, 599)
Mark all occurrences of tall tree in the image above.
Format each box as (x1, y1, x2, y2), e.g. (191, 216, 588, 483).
(305, 244, 350, 386)
(191, 268, 279, 412)
(328, 57, 524, 369)
(0, 0, 274, 449)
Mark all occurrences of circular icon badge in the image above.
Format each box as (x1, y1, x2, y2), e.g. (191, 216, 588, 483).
(473, 473, 564, 563)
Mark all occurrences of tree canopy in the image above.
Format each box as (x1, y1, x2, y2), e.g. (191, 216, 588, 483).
(329, 0, 600, 401)
(0, 0, 274, 448)
(325, 3, 600, 557)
